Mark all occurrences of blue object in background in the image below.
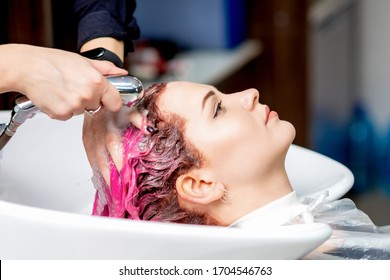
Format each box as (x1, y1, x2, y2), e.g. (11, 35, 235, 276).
(134, 0, 247, 49)
(313, 102, 390, 197)
(223, 0, 246, 48)
(346, 103, 375, 194)
(376, 124, 390, 197)
(311, 111, 349, 165)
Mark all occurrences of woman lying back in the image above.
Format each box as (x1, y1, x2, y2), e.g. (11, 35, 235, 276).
(82, 81, 390, 259)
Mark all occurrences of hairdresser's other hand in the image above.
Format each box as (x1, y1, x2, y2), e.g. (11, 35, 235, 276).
(82, 107, 141, 185)
(0, 44, 127, 120)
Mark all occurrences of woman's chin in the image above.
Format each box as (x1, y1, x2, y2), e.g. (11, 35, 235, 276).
(280, 120, 296, 144)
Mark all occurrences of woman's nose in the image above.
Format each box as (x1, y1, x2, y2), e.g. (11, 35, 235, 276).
(240, 88, 259, 111)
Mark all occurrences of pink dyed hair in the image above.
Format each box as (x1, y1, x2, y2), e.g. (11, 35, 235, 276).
(93, 83, 217, 225)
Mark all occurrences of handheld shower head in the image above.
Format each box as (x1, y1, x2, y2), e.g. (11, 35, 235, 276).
(106, 75, 144, 107)
(0, 74, 145, 151)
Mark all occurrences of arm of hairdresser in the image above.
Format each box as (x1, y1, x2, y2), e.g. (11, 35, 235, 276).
(73, 0, 140, 57)
(0, 43, 127, 120)
(74, 0, 143, 128)
(75, 0, 144, 181)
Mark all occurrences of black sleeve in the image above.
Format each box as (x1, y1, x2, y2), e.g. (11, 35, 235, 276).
(73, 0, 140, 55)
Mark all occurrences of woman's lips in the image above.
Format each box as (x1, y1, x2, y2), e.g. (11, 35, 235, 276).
(265, 105, 278, 124)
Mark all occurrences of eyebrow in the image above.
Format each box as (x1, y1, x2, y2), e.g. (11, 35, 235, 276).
(201, 90, 216, 112)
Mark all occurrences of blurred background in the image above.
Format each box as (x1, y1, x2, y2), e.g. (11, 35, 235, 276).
(1, 0, 390, 225)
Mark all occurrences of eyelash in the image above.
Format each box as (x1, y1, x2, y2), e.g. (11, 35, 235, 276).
(213, 101, 223, 118)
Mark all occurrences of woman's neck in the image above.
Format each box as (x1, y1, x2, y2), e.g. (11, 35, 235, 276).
(211, 166, 293, 226)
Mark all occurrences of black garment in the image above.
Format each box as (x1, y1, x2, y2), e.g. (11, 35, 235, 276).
(73, 0, 140, 55)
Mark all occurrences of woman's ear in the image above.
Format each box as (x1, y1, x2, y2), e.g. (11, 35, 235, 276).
(176, 170, 225, 205)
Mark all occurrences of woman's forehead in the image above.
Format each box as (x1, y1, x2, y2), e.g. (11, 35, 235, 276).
(158, 81, 213, 112)
(167, 81, 211, 94)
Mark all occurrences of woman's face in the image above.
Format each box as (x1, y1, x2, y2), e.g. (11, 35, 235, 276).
(157, 82, 296, 189)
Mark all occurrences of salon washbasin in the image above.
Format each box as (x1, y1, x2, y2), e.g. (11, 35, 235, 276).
(0, 111, 353, 259)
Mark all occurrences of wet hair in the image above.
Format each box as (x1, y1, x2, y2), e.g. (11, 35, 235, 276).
(92, 83, 218, 225)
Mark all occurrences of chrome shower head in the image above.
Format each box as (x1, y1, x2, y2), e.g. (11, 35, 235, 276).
(106, 75, 144, 107)
(0, 74, 145, 151)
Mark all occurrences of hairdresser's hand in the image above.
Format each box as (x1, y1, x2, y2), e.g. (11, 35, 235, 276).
(82, 107, 144, 185)
(0, 44, 127, 120)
